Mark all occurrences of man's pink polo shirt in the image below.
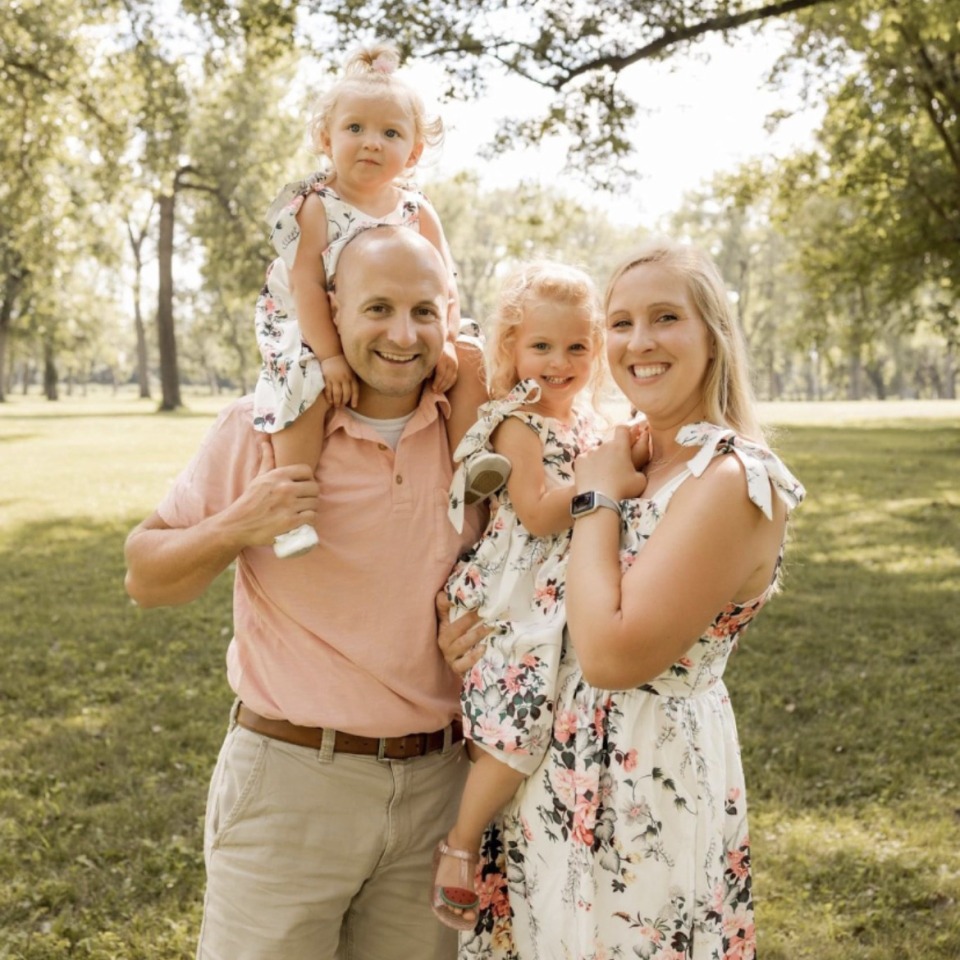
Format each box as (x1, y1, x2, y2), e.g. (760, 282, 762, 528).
(157, 392, 482, 737)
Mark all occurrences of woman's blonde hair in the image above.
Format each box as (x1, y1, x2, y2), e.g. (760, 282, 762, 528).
(308, 42, 444, 171)
(604, 239, 764, 441)
(486, 260, 607, 403)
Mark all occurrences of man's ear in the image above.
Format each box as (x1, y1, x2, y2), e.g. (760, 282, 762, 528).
(446, 295, 456, 333)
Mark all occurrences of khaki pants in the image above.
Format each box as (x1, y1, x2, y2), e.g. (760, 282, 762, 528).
(196, 709, 469, 960)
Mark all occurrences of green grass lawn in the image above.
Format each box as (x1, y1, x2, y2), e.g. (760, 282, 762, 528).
(1, 391, 958, 959)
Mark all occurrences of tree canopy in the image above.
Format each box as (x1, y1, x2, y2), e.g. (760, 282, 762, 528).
(0, 0, 956, 403)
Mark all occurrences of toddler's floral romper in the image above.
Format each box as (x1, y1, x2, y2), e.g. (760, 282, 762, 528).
(461, 422, 805, 960)
(252, 174, 421, 433)
(446, 379, 603, 775)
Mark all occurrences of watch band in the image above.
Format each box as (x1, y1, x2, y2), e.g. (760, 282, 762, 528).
(570, 490, 622, 519)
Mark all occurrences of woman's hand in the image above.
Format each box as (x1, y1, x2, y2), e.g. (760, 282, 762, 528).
(575, 425, 650, 500)
(436, 592, 487, 676)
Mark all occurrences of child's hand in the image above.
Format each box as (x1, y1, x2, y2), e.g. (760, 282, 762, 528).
(431, 340, 459, 394)
(320, 354, 359, 408)
(628, 418, 651, 470)
(575, 426, 649, 502)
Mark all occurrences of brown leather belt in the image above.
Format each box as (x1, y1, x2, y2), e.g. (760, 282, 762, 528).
(236, 704, 462, 760)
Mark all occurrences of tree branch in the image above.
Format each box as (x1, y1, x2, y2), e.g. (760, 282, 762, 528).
(557, 0, 837, 88)
(1, 58, 119, 131)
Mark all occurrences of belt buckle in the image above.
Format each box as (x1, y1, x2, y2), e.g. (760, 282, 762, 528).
(376, 736, 389, 762)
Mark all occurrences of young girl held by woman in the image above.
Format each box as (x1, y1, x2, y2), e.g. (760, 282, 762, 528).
(253, 42, 501, 558)
(433, 261, 642, 930)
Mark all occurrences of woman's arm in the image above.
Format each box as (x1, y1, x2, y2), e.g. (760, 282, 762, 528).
(566, 429, 785, 689)
(124, 442, 319, 608)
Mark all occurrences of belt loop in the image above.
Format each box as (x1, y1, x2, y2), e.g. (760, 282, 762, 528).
(228, 698, 241, 731)
(442, 722, 453, 752)
(318, 726, 336, 764)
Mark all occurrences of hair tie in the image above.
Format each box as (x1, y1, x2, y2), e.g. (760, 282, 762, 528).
(372, 54, 396, 75)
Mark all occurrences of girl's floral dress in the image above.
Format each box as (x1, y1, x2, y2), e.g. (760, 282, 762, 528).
(446, 379, 603, 776)
(252, 173, 422, 432)
(461, 422, 805, 960)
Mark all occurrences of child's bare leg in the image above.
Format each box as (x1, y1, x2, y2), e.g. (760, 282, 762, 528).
(270, 396, 329, 471)
(447, 341, 511, 505)
(433, 749, 525, 926)
(446, 340, 488, 452)
(270, 398, 329, 559)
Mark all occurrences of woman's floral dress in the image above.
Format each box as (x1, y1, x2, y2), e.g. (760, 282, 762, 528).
(461, 422, 806, 960)
(446, 379, 603, 775)
(252, 174, 422, 432)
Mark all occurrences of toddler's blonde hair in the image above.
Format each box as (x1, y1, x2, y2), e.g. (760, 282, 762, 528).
(486, 260, 606, 403)
(308, 42, 444, 171)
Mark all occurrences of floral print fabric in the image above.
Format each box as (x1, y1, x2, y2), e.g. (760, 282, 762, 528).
(462, 421, 805, 960)
(252, 174, 422, 433)
(446, 379, 602, 775)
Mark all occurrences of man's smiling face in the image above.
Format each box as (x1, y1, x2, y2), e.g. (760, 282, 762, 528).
(331, 227, 449, 418)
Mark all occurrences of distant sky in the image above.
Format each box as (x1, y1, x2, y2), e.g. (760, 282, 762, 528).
(409, 26, 821, 227)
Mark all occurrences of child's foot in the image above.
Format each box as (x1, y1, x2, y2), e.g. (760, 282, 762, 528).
(463, 451, 511, 506)
(273, 523, 319, 559)
(431, 838, 479, 931)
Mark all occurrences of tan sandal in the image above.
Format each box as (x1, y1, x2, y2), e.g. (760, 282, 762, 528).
(431, 838, 480, 931)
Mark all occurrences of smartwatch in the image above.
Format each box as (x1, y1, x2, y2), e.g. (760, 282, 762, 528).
(570, 491, 621, 520)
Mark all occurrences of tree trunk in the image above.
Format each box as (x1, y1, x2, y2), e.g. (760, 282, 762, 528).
(945, 342, 957, 399)
(806, 348, 821, 401)
(865, 361, 886, 399)
(156, 191, 182, 410)
(0, 315, 7, 403)
(847, 347, 863, 400)
(0, 273, 18, 403)
(43, 338, 58, 401)
(127, 213, 153, 399)
(134, 271, 151, 399)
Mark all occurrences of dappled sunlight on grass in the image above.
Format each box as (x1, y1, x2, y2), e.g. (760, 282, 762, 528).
(754, 806, 960, 959)
(0, 514, 231, 957)
(1, 397, 957, 958)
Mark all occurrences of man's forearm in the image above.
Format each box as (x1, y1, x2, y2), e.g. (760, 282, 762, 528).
(124, 511, 244, 608)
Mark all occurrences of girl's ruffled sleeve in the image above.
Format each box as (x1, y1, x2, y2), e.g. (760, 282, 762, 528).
(263, 173, 326, 268)
(679, 422, 806, 520)
(447, 379, 542, 532)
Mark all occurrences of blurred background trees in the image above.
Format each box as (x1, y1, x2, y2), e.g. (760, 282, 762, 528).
(1, 0, 956, 405)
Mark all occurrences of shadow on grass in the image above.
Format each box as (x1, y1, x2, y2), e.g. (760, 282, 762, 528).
(0, 517, 233, 958)
(0, 420, 957, 957)
(727, 421, 960, 957)
(732, 422, 960, 809)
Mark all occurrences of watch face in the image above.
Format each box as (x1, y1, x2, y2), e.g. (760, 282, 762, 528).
(570, 491, 595, 516)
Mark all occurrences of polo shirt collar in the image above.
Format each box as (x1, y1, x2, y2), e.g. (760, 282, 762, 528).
(326, 388, 451, 441)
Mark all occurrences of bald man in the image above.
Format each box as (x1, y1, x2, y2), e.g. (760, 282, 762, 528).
(125, 227, 484, 960)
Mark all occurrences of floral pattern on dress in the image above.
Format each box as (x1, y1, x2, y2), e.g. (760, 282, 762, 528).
(252, 174, 422, 433)
(461, 422, 805, 960)
(446, 379, 603, 776)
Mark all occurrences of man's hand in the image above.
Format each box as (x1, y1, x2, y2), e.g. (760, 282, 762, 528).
(227, 440, 320, 545)
(436, 592, 487, 676)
